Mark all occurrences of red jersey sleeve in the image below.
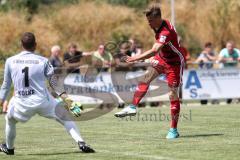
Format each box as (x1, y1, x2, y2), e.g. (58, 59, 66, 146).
(156, 30, 171, 45)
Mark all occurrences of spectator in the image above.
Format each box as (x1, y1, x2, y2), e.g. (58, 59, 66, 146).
(195, 42, 216, 69)
(218, 41, 240, 104)
(114, 42, 133, 71)
(195, 42, 217, 105)
(129, 39, 146, 71)
(92, 44, 114, 72)
(129, 38, 142, 57)
(179, 37, 191, 68)
(136, 43, 143, 55)
(49, 45, 63, 68)
(120, 42, 132, 56)
(63, 43, 92, 73)
(218, 41, 240, 68)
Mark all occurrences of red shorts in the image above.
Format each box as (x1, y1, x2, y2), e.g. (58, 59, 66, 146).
(150, 55, 184, 88)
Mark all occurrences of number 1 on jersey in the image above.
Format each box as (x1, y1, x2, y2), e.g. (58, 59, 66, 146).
(22, 67, 29, 87)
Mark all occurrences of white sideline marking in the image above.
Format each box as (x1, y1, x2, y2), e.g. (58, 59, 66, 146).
(98, 149, 174, 160)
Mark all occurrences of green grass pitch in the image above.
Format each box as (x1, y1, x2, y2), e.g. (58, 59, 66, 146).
(0, 104, 240, 160)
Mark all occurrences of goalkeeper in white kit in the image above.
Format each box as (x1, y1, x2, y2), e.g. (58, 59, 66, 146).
(0, 32, 95, 155)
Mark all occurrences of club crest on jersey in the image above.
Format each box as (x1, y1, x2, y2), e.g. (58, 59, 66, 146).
(159, 35, 167, 43)
(150, 59, 159, 67)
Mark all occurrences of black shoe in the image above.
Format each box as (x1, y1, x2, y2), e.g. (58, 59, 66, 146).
(78, 141, 95, 153)
(0, 143, 14, 155)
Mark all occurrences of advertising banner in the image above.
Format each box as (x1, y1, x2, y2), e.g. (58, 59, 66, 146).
(56, 71, 169, 104)
(182, 69, 240, 100)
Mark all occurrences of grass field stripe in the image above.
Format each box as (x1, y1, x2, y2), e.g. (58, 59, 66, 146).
(98, 149, 174, 160)
(0, 105, 239, 159)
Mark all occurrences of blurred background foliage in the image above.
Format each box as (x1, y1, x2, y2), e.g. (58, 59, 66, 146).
(0, 0, 240, 63)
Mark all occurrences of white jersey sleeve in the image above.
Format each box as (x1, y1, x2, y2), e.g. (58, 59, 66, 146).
(46, 60, 66, 96)
(0, 59, 12, 101)
(44, 60, 54, 78)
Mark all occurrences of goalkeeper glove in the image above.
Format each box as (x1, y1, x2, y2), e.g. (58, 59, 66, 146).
(70, 102, 82, 117)
(57, 96, 82, 117)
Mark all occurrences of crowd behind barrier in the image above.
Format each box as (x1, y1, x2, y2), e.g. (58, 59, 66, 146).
(1, 39, 240, 112)
(48, 40, 240, 73)
(48, 39, 240, 107)
(53, 61, 240, 73)
(50, 61, 240, 107)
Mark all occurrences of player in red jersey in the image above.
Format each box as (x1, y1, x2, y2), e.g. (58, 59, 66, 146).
(114, 4, 185, 139)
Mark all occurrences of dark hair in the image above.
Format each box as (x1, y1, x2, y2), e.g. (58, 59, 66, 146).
(68, 42, 77, 49)
(144, 3, 162, 18)
(21, 32, 36, 50)
(204, 42, 212, 48)
(120, 42, 130, 50)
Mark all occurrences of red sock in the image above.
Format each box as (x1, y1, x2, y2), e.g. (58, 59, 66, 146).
(132, 82, 149, 106)
(170, 100, 180, 128)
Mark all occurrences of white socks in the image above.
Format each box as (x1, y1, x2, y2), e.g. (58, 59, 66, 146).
(5, 115, 84, 149)
(5, 116, 17, 149)
(57, 119, 84, 143)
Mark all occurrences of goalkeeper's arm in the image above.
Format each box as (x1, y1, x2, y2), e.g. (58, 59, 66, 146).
(48, 74, 82, 117)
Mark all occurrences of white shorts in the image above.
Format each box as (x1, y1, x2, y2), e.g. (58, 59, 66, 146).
(6, 96, 62, 123)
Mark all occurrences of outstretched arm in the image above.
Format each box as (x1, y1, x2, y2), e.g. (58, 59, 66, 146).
(48, 75, 82, 117)
(0, 59, 12, 106)
(45, 61, 82, 117)
(82, 51, 93, 56)
(64, 60, 81, 68)
(126, 43, 163, 63)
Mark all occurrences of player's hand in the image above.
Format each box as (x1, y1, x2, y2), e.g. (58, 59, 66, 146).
(125, 56, 137, 63)
(70, 102, 82, 117)
(0, 100, 3, 113)
(58, 97, 82, 117)
(57, 96, 72, 109)
(60, 93, 73, 107)
(0, 99, 3, 107)
(59, 94, 82, 117)
(64, 97, 73, 108)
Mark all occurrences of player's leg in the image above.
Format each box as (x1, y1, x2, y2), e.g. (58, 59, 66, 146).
(38, 98, 95, 153)
(132, 66, 160, 106)
(165, 64, 182, 139)
(115, 66, 160, 117)
(166, 86, 180, 139)
(54, 110, 95, 153)
(54, 106, 84, 143)
(3, 114, 17, 154)
(1, 97, 34, 155)
(1, 98, 18, 155)
(1, 106, 17, 155)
